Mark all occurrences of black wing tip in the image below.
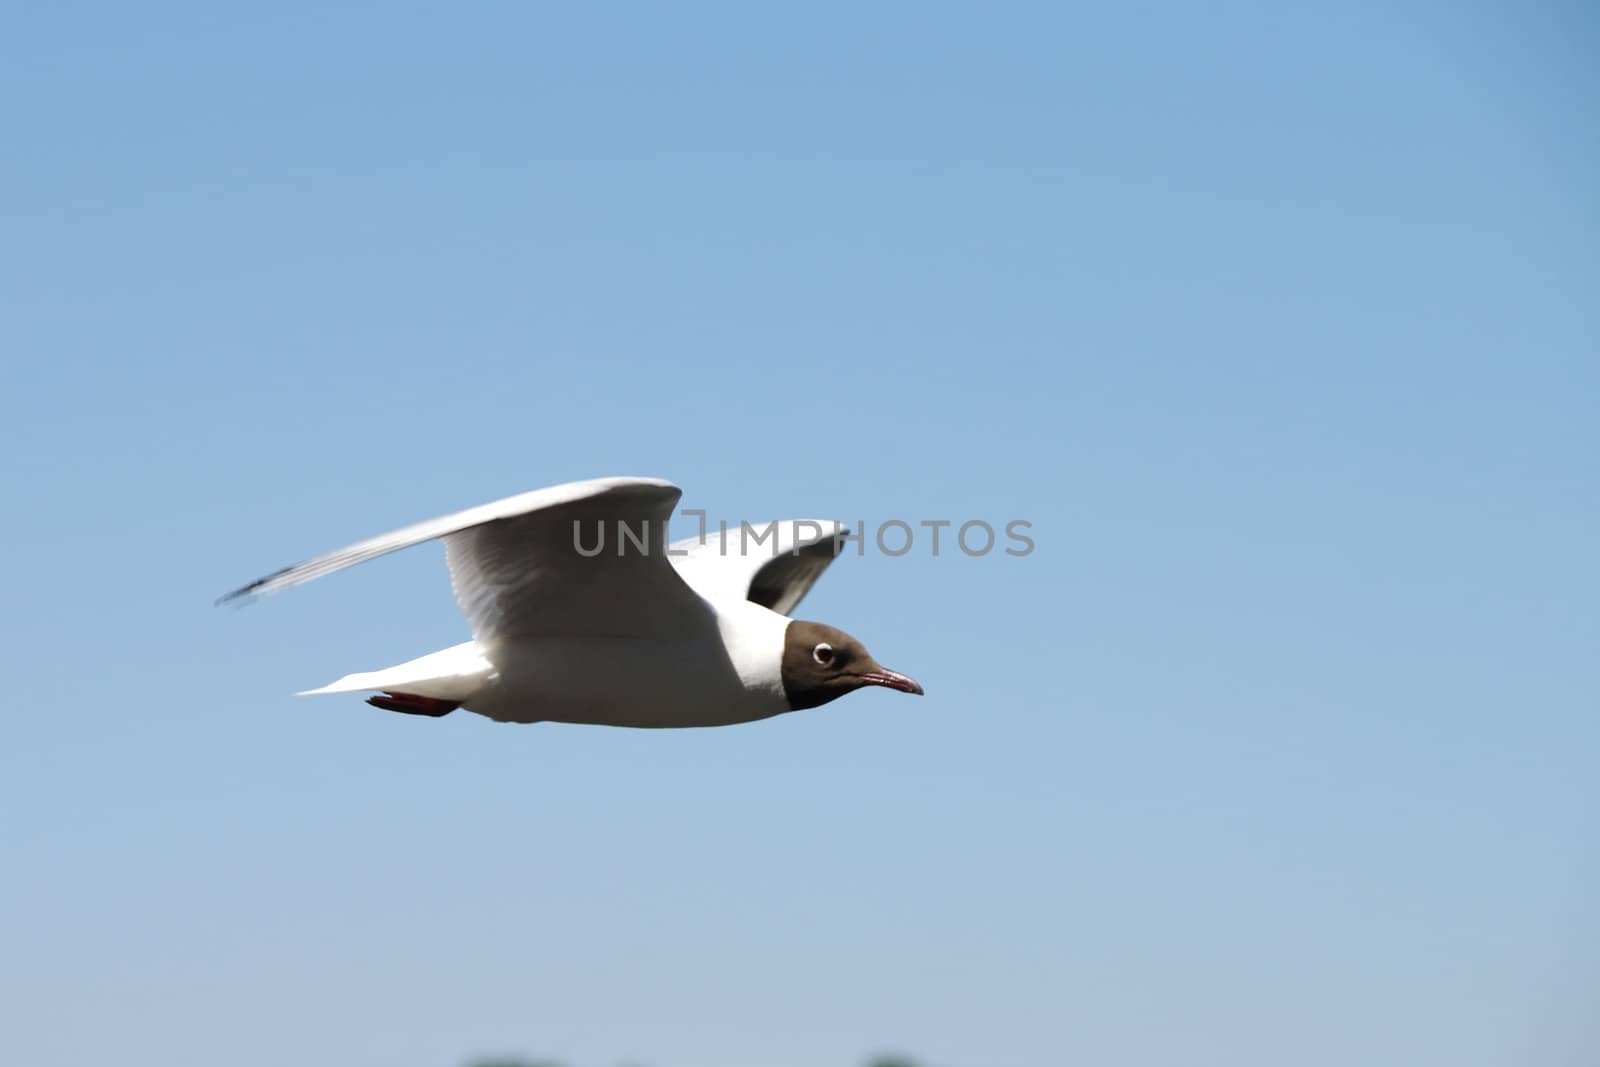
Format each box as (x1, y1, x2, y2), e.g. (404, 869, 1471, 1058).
(214, 584, 257, 608)
(213, 567, 291, 608)
(804, 531, 849, 560)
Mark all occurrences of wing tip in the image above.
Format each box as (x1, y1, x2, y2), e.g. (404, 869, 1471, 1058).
(213, 586, 257, 609)
(214, 565, 297, 608)
(214, 584, 258, 608)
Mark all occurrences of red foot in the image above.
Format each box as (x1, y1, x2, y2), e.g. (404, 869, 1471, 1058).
(367, 691, 460, 717)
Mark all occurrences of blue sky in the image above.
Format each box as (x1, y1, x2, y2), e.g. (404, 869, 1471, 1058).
(2, 4, 1595, 1066)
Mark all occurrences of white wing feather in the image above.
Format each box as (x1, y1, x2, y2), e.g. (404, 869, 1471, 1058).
(220, 476, 711, 641)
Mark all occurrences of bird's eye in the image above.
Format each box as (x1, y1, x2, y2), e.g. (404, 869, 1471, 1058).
(812, 642, 834, 667)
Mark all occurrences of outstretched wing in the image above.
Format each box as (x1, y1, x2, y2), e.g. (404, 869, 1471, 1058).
(668, 519, 847, 616)
(219, 476, 711, 641)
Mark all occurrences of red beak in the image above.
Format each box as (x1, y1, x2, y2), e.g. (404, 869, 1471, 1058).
(858, 668, 925, 695)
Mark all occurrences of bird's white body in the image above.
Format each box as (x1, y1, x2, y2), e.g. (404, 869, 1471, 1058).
(302, 595, 793, 728)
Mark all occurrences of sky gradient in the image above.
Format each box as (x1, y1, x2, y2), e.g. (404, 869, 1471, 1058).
(3, 4, 1596, 1066)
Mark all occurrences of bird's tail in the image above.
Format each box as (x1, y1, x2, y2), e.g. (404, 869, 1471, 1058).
(297, 640, 493, 702)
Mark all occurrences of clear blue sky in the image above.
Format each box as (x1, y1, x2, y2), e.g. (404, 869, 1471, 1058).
(3, 4, 1595, 1066)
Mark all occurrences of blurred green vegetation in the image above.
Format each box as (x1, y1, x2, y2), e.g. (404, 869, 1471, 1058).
(465, 1056, 923, 1067)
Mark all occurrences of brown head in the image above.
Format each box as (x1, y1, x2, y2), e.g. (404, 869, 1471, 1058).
(780, 620, 925, 711)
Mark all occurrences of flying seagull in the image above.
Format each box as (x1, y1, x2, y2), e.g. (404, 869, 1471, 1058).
(219, 476, 923, 728)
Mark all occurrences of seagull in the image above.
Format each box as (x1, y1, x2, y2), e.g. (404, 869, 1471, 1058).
(219, 476, 923, 728)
